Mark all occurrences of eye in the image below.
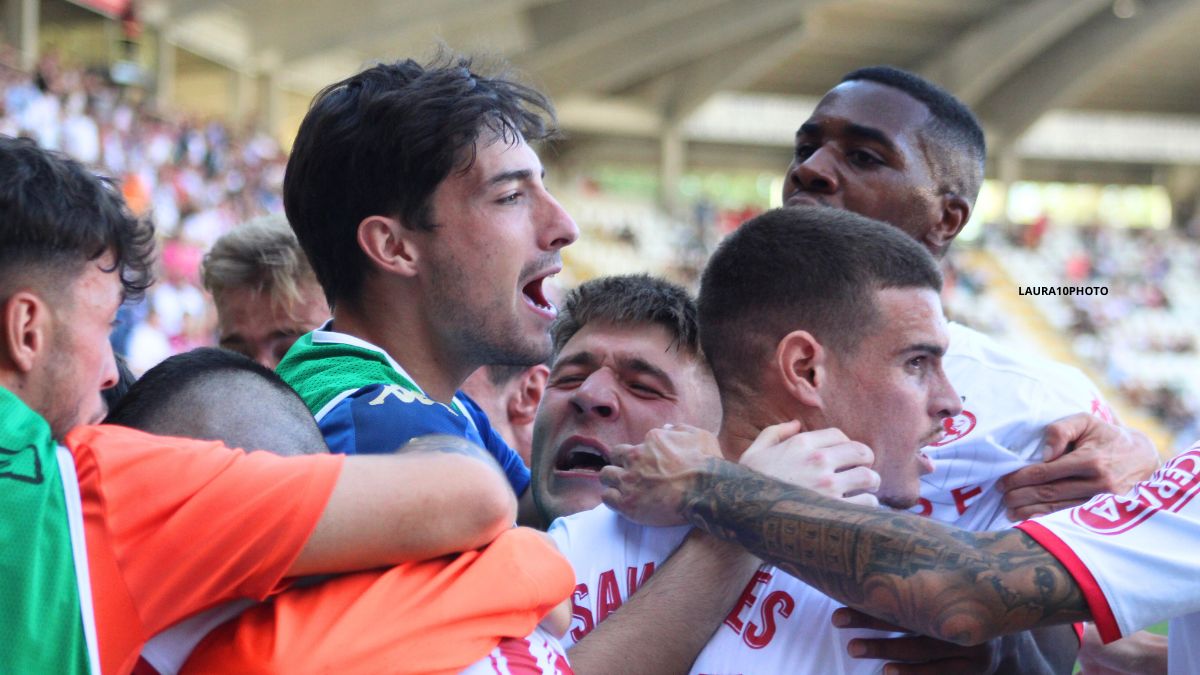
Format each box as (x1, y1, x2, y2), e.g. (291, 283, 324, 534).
(848, 149, 882, 167)
(907, 356, 928, 371)
(549, 373, 583, 388)
(794, 144, 815, 161)
(629, 382, 664, 398)
(497, 192, 522, 205)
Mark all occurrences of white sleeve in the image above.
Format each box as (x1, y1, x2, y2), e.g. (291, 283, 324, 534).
(1017, 444, 1200, 642)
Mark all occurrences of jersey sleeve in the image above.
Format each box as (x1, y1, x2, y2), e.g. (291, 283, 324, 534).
(180, 527, 573, 675)
(458, 392, 531, 494)
(1017, 444, 1200, 643)
(69, 425, 343, 637)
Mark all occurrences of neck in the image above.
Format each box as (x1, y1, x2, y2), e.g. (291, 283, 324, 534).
(718, 394, 823, 462)
(330, 286, 471, 404)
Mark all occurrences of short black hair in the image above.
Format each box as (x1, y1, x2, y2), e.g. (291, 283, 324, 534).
(106, 347, 326, 455)
(0, 136, 155, 300)
(551, 274, 700, 361)
(284, 51, 556, 308)
(699, 206, 942, 401)
(841, 66, 986, 207)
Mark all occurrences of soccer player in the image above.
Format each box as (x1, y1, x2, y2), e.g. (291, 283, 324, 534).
(556, 207, 958, 673)
(0, 135, 520, 674)
(201, 214, 328, 369)
(277, 53, 577, 521)
(113, 348, 573, 674)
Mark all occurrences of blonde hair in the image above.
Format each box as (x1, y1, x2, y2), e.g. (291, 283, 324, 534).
(201, 214, 323, 314)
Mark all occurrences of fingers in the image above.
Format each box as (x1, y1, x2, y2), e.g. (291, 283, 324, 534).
(829, 441, 875, 472)
(998, 450, 1099, 492)
(1007, 496, 1089, 521)
(847, 635, 973, 662)
(843, 492, 881, 508)
(743, 420, 803, 455)
(1041, 412, 1096, 462)
(831, 466, 881, 501)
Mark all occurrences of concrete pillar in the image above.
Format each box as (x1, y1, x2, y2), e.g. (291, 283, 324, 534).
(256, 70, 282, 138)
(154, 32, 175, 106)
(996, 151, 1022, 225)
(230, 68, 254, 128)
(659, 123, 685, 217)
(5, 0, 39, 71)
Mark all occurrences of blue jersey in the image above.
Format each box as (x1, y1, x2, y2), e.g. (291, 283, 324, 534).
(276, 323, 530, 494)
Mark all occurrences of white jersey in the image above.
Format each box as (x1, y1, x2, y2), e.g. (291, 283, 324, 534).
(548, 506, 894, 674)
(549, 323, 1112, 672)
(915, 323, 1111, 531)
(461, 627, 573, 675)
(1018, 444, 1200, 675)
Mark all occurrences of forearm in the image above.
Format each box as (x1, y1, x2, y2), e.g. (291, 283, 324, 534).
(294, 440, 516, 574)
(682, 459, 1090, 646)
(569, 530, 761, 674)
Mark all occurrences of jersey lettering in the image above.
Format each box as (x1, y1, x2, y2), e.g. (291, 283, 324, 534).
(626, 562, 654, 596)
(724, 569, 772, 633)
(1072, 449, 1200, 534)
(596, 571, 622, 622)
(569, 584, 594, 642)
(743, 590, 795, 649)
(952, 485, 983, 515)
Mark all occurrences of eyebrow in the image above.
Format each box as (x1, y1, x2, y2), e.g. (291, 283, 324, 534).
(798, 122, 899, 156)
(899, 342, 946, 359)
(552, 351, 678, 392)
(486, 168, 539, 187)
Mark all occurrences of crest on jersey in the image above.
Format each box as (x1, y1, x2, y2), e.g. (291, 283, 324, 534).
(1070, 448, 1200, 535)
(927, 410, 976, 447)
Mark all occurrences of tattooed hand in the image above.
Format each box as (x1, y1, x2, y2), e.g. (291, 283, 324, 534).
(600, 424, 723, 527)
(739, 422, 881, 507)
(832, 607, 998, 674)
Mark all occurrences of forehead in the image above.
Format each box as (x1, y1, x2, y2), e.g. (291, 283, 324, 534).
(70, 255, 124, 313)
(450, 130, 542, 187)
(557, 321, 697, 374)
(806, 81, 932, 144)
(862, 286, 947, 348)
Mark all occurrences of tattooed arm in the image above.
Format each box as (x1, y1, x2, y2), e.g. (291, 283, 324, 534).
(601, 455, 1090, 646)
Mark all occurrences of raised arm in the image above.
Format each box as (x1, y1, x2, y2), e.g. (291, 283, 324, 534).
(601, 453, 1090, 646)
(292, 434, 517, 575)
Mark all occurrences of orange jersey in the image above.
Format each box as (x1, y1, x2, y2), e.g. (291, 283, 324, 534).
(179, 527, 574, 675)
(66, 425, 343, 675)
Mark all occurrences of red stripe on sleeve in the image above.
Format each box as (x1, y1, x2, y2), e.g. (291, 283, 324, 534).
(1017, 520, 1122, 643)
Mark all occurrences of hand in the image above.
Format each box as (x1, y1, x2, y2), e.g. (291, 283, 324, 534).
(997, 413, 1161, 520)
(739, 422, 880, 507)
(600, 424, 723, 527)
(1077, 623, 1168, 675)
(833, 607, 997, 675)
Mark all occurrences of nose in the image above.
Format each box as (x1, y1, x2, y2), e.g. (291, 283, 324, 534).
(931, 368, 963, 421)
(569, 369, 620, 420)
(539, 191, 579, 252)
(786, 147, 840, 195)
(99, 343, 120, 392)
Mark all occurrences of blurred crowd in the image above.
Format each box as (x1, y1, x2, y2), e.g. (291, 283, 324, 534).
(1001, 219, 1200, 450)
(0, 47, 287, 374)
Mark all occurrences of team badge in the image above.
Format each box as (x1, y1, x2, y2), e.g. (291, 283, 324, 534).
(927, 410, 976, 447)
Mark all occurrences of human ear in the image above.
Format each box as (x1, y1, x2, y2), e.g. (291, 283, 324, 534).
(926, 194, 971, 254)
(356, 215, 421, 277)
(774, 330, 825, 408)
(1, 291, 50, 374)
(508, 364, 549, 426)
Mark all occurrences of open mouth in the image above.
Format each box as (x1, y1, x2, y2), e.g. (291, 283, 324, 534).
(555, 440, 611, 474)
(522, 271, 557, 318)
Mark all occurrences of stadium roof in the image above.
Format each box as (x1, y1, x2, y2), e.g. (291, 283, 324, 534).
(147, 0, 1200, 169)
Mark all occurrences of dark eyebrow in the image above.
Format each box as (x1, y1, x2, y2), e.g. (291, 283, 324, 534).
(552, 351, 597, 372)
(619, 356, 677, 394)
(797, 122, 820, 139)
(898, 343, 946, 359)
(487, 168, 537, 186)
(844, 123, 899, 154)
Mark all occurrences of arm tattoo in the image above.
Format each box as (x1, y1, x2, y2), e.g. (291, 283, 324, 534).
(682, 459, 1090, 646)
